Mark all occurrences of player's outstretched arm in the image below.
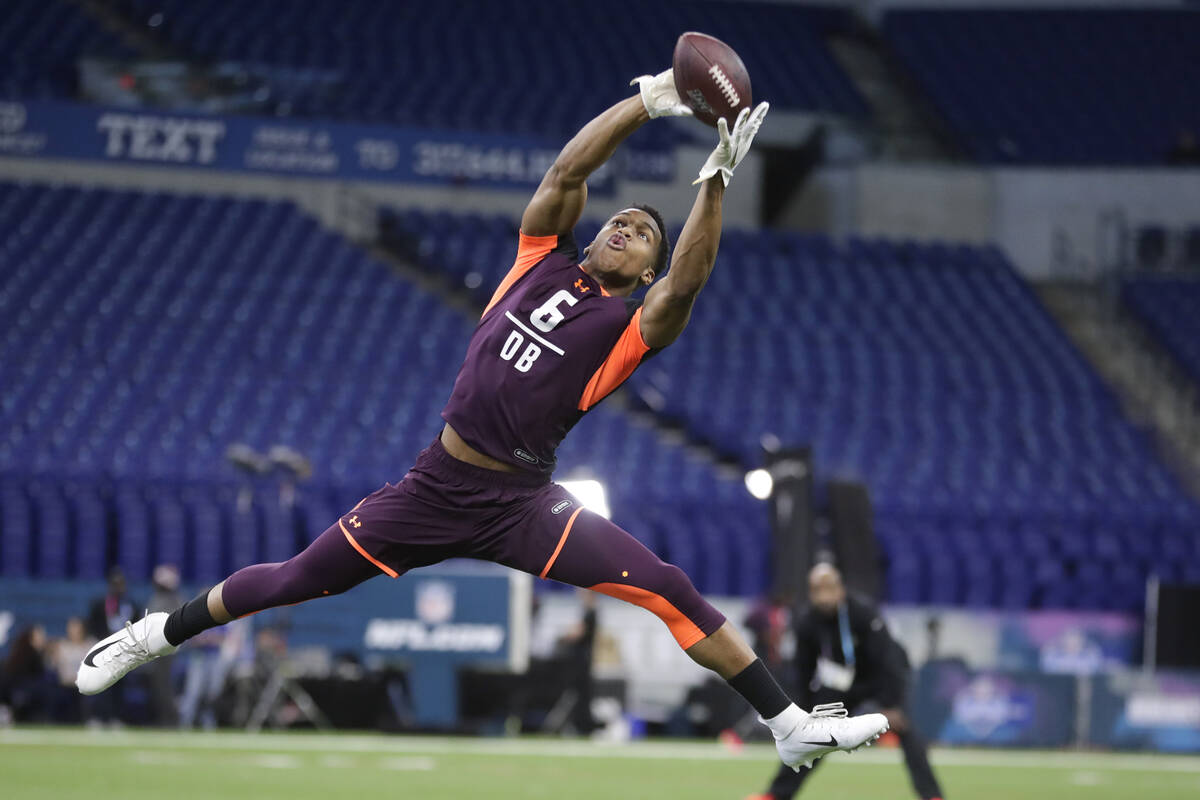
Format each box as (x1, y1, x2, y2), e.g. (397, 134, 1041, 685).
(521, 69, 692, 237)
(639, 102, 769, 349)
(521, 96, 644, 237)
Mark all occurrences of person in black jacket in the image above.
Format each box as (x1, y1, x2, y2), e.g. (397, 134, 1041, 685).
(747, 563, 944, 800)
(84, 568, 138, 725)
(1, 625, 54, 722)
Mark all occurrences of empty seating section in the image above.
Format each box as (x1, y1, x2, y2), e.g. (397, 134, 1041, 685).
(113, 0, 866, 133)
(0, 182, 764, 594)
(386, 210, 1200, 610)
(380, 208, 533, 307)
(1123, 277, 1200, 385)
(884, 9, 1200, 164)
(0, 0, 133, 100)
(10, 1, 1200, 169)
(638, 231, 1200, 609)
(4, 188, 1199, 607)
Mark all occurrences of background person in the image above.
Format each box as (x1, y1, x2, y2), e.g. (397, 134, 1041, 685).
(747, 563, 945, 800)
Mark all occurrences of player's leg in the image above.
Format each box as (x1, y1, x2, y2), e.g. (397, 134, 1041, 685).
(522, 500, 888, 768)
(745, 758, 820, 800)
(746, 689, 846, 800)
(894, 714, 944, 800)
(78, 437, 494, 696)
(171, 516, 383, 639)
(76, 516, 383, 695)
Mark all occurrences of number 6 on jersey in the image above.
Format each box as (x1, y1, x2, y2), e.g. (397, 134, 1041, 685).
(531, 289, 578, 332)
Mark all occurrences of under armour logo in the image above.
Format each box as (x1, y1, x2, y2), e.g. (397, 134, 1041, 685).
(349, 515, 362, 528)
(574, 278, 590, 293)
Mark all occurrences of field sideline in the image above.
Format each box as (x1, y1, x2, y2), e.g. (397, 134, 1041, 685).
(3, 727, 1199, 799)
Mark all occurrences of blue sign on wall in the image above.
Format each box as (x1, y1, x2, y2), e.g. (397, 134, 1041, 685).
(911, 661, 1076, 747)
(0, 563, 528, 727)
(1091, 670, 1200, 753)
(0, 99, 622, 192)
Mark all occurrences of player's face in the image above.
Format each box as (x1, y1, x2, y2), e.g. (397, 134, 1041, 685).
(809, 572, 845, 617)
(584, 209, 660, 290)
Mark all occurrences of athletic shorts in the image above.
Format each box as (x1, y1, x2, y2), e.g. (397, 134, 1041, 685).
(336, 436, 725, 649)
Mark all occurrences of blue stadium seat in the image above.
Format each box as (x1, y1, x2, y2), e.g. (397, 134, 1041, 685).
(100, 0, 867, 133)
(70, 483, 109, 580)
(0, 482, 34, 578)
(884, 8, 1200, 164)
(0, 0, 133, 100)
(1123, 277, 1200, 385)
(380, 205, 1200, 608)
(4, 179, 1197, 607)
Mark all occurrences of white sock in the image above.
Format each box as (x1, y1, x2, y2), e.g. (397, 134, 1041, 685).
(761, 703, 807, 739)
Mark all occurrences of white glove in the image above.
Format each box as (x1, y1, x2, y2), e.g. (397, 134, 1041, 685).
(693, 101, 770, 186)
(630, 69, 693, 119)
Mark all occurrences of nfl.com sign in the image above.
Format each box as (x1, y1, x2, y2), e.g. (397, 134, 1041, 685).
(363, 579, 505, 653)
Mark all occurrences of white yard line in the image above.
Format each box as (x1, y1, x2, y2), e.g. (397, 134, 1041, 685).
(378, 756, 436, 771)
(2, 728, 1199, 773)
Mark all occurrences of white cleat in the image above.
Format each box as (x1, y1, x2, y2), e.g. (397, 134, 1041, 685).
(75, 612, 177, 695)
(765, 703, 889, 771)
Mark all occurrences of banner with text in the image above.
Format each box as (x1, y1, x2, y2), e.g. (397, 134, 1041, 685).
(1091, 670, 1200, 752)
(0, 565, 529, 727)
(0, 99, 662, 191)
(911, 661, 1077, 747)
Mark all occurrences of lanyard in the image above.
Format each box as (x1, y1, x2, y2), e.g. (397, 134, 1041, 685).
(838, 601, 856, 668)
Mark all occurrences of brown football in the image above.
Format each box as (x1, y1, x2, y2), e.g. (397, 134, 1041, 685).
(672, 32, 753, 128)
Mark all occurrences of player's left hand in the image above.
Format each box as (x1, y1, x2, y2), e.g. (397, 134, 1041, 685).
(693, 101, 770, 186)
(631, 69, 694, 119)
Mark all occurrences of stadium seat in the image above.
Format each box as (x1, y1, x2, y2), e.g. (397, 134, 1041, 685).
(883, 8, 1200, 164)
(96, 0, 868, 133)
(381, 206, 1200, 609)
(1122, 276, 1200, 386)
(0, 181, 761, 596)
(0, 0, 133, 100)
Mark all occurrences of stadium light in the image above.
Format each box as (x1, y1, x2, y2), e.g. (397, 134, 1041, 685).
(744, 468, 773, 500)
(559, 479, 611, 519)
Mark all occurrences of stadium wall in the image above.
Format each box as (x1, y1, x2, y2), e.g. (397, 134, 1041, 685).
(785, 164, 1200, 278)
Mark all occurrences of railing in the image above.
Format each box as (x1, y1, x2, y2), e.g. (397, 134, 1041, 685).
(335, 185, 381, 246)
(1087, 211, 1200, 493)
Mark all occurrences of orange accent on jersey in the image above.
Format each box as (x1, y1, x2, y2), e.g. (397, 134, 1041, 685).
(483, 231, 559, 317)
(573, 277, 590, 293)
(539, 506, 584, 579)
(338, 519, 399, 578)
(577, 306, 650, 411)
(589, 582, 707, 649)
(577, 265, 610, 296)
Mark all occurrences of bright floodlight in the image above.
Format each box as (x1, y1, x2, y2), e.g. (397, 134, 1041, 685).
(559, 479, 611, 519)
(745, 468, 773, 500)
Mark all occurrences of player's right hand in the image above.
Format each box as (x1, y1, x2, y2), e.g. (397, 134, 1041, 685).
(631, 69, 694, 119)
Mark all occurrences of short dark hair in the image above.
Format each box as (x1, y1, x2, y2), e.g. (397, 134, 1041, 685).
(630, 202, 670, 278)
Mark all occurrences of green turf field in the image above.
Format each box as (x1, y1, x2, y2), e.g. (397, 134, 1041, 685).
(2, 728, 1198, 800)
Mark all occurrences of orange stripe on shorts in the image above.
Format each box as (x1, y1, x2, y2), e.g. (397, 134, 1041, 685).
(539, 507, 583, 579)
(338, 519, 399, 578)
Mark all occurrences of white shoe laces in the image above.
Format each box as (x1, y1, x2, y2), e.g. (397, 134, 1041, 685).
(100, 620, 152, 669)
(809, 702, 849, 719)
